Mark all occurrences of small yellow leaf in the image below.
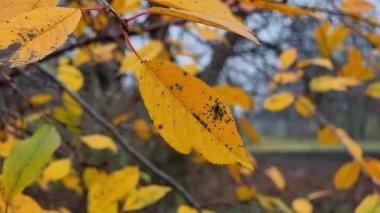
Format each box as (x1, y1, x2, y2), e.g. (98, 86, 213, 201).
(355, 193, 380, 213)
(297, 58, 333, 70)
(123, 185, 171, 211)
(42, 158, 71, 182)
(334, 161, 361, 190)
(310, 75, 360, 92)
(314, 22, 348, 58)
(0, 7, 82, 67)
(239, 117, 260, 144)
(363, 158, 380, 185)
(270, 71, 303, 89)
(88, 166, 139, 211)
(29, 93, 54, 105)
(57, 65, 84, 91)
(295, 96, 315, 118)
(366, 82, 380, 99)
(112, 0, 141, 13)
(228, 164, 242, 183)
(0, 193, 44, 213)
(265, 166, 286, 190)
(111, 113, 130, 126)
(341, 0, 374, 13)
(62, 174, 83, 195)
(214, 85, 254, 110)
(149, 0, 258, 43)
(80, 134, 118, 153)
(134, 119, 152, 141)
(62, 92, 83, 117)
(264, 92, 295, 112)
(292, 198, 313, 213)
(336, 128, 363, 161)
(279, 48, 297, 70)
(318, 126, 339, 144)
(139, 59, 252, 169)
(235, 185, 258, 202)
(339, 49, 375, 81)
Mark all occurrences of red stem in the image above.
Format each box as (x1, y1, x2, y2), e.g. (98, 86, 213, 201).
(123, 31, 142, 61)
(80, 5, 106, 12)
(123, 11, 155, 23)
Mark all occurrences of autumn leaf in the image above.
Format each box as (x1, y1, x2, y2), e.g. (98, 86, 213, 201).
(1, 125, 61, 199)
(0, 0, 58, 23)
(235, 185, 258, 202)
(80, 134, 118, 153)
(314, 22, 348, 58)
(0, 7, 82, 67)
(29, 93, 55, 105)
(265, 166, 286, 190)
(133, 119, 152, 141)
(138, 59, 253, 169)
(123, 185, 171, 211)
(292, 198, 313, 213)
(339, 49, 375, 80)
(83, 167, 107, 189)
(57, 65, 84, 91)
(341, 0, 374, 14)
(318, 126, 339, 144)
(366, 82, 380, 99)
(279, 48, 297, 70)
(0, 193, 45, 213)
(62, 174, 83, 195)
(42, 158, 71, 182)
(295, 96, 315, 118)
(363, 158, 380, 185)
(334, 161, 361, 190)
(214, 85, 254, 110)
(239, 117, 260, 144)
(0, 136, 18, 158)
(296, 58, 333, 71)
(270, 71, 303, 89)
(111, 113, 130, 126)
(355, 193, 380, 213)
(264, 92, 295, 112)
(148, 0, 258, 43)
(112, 0, 141, 13)
(310, 75, 360, 92)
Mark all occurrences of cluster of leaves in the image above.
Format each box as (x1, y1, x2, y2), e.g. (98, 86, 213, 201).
(0, 0, 380, 212)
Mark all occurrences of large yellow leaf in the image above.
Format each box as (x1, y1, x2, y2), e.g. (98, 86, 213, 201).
(239, 117, 260, 144)
(0, 7, 82, 67)
(0, 0, 58, 23)
(264, 92, 295, 112)
(241, 0, 321, 18)
(292, 198, 313, 213)
(339, 49, 375, 80)
(138, 60, 252, 169)
(57, 65, 84, 91)
(310, 75, 360, 92)
(123, 185, 171, 211)
(279, 48, 297, 70)
(80, 134, 118, 153)
(88, 166, 139, 211)
(0, 193, 44, 213)
(295, 96, 315, 118)
(355, 193, 380, 213)
(214, 85, 254, 110)
(334, 161, 361, 190)
(296, 58, 333, 71)
(366, 82, 380, 99)
(42, 158, 71, 182)
(265, 166, 286, 190)
(148, 0, 258, 43)
(336, 128, 363, 161)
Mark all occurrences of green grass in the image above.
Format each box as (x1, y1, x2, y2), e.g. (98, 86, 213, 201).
(246, 137, 380, 154)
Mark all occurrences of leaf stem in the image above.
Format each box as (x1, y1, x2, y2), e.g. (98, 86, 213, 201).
(123, 31, 142, 61)
(123, 11, 155, 23)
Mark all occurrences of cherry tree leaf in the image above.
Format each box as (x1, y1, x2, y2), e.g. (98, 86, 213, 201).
(265, 166, 286, 190)
(334, 161, 361, 190)
(41, 158, 71, 182)
(123, 185, 171, 211)
(80, 134, 118, 153)
(138, 59, 253, 170)
(264, 92, 295, 112)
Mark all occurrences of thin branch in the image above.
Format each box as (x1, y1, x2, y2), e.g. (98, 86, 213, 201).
(33, 64, 202, 211)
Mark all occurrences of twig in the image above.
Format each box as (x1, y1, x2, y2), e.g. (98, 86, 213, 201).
(33, 64, 202, 211)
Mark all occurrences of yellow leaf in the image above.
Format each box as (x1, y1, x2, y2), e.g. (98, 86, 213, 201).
(239, 117, 260, 144)
(53, 106, 79, 128)
(310, 75, 360, 92)
(0, 7, 81, 67)
(229, 164, 242, 183)
(62, 174, 83, 195)
(181, 63, 199, 75)
(292, 198, 313, 213)
(112, 0, 141, 13)
(366, 82, 380, 99)
(214, 85, 254, 110)
(295, 96, 315, 118)
(235, 185, 257, 202)
(366, 33, 380, 46)
(355, 193, 380, 213)
(242, 0, 321, 18)
(88, 166, 139, 211)
(279, 48, 297, 70)
(62, 92, 83, 117)
(264, 92, 295, 112)
(363, 158, 380, 185)
(186, 23, 229, 45)
(29, 93, 54, 105)
(334, 161, 361, 190)
(83, 167, 107, 189)
(339, 49, 375, 80)
(336, 128, 363, 161)
(270, 71, 303, 89)
(57, 65, 84, 91)
(73, 48, 91, 66)
(0, 136, 18, 157)
(296, 58, 333, 70)
(111, 113, 130, 126)
(149, 0, 258, 43)
(134, 119, 152, 141)
(123, 185, 171, 211)
(177, 205, 216, 213)
(265, 166, 286, 190)
(42, 158, 71, 182)
(139, 60, 253, 169)
(80, 134, 118, 153)
(0, 0, 58, 23)
(90, 43, 118, 63)
(0, 193, 44, 213)
(318, 126, 340, 144)
(118, 40, 165, 75)
(341, 0, 374, 14)
(314, 22, 348, 58)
